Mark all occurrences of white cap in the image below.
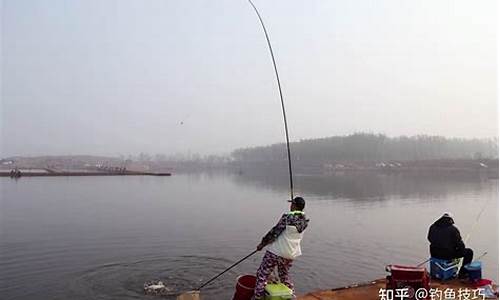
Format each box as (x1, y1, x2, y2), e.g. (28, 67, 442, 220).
(442, 212, 454, 219)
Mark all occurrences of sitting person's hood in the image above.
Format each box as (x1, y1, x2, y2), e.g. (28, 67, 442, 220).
(433, 216, 454, 227)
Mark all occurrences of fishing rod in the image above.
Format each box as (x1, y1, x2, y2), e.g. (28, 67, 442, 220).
(453, 197, 492, 276)
(416, 251, 488, 268)
(192, 0, 292, 289)
(197, 250, 258, 290)
(464, 197, 491, 243)
(176, 250, 259, 299)
(177, 3, 293, 298)
(248, 0, 294, 201)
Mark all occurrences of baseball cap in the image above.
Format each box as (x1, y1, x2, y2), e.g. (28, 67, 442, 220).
(288, 196, 305, 208)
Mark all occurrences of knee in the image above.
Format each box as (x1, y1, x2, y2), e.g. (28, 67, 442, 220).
(465, 248, 473, 257)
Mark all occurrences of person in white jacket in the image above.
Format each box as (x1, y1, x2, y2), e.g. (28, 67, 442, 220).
(253, 197, 309, 299)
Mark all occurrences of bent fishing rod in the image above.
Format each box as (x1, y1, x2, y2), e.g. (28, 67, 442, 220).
(453, 197, 492, 275)
(248, 0, 294, 201)
(196, 1, 292, 289)
(177, 3, 293, 298)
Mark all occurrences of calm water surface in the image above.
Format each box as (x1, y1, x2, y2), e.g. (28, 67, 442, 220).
(1, 173, 498, 299)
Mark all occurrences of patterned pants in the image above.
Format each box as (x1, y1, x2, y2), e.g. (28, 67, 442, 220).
(253, 251, 294, 299)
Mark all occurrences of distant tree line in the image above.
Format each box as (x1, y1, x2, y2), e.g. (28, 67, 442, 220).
(231, 133, 499, 163)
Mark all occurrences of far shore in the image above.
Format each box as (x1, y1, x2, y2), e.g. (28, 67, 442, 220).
(1, 156, 497, 179)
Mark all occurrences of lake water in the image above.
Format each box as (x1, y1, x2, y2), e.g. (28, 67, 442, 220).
(0, 172, 498, 299)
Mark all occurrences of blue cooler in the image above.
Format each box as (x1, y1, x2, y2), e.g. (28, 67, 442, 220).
(464, 261, 482, 282)
(429, 258, 460, 280)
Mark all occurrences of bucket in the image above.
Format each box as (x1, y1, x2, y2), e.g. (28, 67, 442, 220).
(464, 261, 482, 282)
(232, 275, 257, 300)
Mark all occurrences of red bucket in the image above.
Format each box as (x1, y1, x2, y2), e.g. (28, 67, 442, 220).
(232, 275, 256, 300)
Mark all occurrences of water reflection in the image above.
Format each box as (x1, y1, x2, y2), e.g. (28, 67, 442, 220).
(0, 173, 497, 300)
(232, 168, 489, 201)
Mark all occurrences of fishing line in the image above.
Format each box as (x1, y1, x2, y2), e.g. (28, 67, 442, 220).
(464, 196, 491, 243)
(247, 0, 294, 201)
(453, 197, 492, 276)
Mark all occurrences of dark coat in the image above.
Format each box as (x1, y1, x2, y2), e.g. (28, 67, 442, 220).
(427, 216, 465, 259)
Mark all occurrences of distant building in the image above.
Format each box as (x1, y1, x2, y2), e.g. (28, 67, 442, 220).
(1, 160, 14, 165)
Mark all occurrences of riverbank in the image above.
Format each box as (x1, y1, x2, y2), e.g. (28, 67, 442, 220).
(3, 156, 498, 178)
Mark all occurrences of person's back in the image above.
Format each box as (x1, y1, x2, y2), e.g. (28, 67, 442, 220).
(427, 213, 473, 278)
(427, 214, 464, 259)
(266, 211, 308, 260)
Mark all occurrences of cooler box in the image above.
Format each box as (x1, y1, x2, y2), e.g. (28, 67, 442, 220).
(386, 265, 430, 300)
(264, 283, 293, 300)
(464, 261, 482, 282)
(429, 258, 460, 280)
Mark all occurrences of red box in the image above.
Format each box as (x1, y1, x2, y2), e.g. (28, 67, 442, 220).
(386, 265, 430, 300)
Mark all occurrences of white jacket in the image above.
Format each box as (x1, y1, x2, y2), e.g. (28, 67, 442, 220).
(267, 225, 304, 259)
(262, 211, 309, 260)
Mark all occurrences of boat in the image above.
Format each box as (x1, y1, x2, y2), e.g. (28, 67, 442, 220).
(0, 169, 171, 177)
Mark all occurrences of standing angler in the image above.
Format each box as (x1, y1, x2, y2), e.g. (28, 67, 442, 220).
(253, 197, 309, 299)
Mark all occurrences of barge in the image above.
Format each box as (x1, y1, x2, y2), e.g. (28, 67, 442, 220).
(0, 169, 171, 177)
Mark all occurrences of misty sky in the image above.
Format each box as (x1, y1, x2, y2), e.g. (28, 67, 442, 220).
(1, 0, 498, 157)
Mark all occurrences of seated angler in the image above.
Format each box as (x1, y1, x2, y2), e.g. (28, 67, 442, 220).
(427, 212, 473, 278)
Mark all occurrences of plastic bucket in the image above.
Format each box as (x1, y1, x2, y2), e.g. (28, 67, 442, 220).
(232, 275, 257, 300)
(465, 261, 482, 282)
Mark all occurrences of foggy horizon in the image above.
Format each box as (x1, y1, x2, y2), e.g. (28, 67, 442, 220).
(2, 0, 498, 157)
(2, 132, 498, 159)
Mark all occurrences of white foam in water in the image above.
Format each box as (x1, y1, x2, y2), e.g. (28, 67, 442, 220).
(144, 280, 173, 296)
